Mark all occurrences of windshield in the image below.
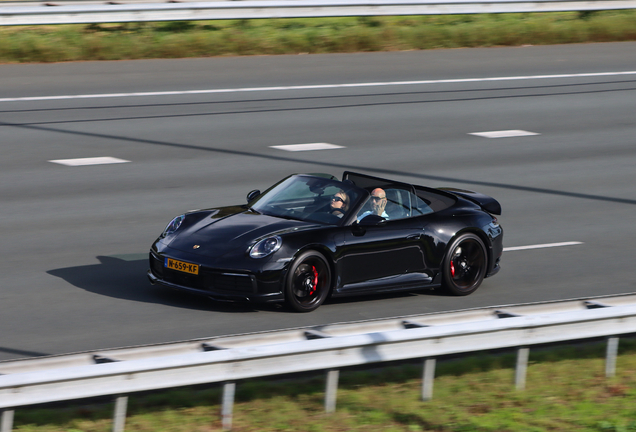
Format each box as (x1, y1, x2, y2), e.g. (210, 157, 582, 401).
(250, 175, 365, 225)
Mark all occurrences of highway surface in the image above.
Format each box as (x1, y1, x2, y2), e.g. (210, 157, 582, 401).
(1, 42, 635, 362)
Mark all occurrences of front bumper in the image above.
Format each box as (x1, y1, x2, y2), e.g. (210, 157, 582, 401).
(147, 250, 285, 303)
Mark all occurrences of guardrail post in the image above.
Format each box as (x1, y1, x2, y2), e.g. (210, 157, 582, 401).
(1, 409, 14, 432)
(112, 395, 128, 432)
(421, 358, 436, 401)
(221, 382, 236, 431)
(515, 347, 529, 390)
(325, 369, 339, 413)
(606, 336, 619, 378)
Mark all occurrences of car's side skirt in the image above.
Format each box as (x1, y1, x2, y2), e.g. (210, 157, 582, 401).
(332, 272, 435, 297)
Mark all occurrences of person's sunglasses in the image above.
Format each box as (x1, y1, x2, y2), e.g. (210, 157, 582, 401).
(332, 196, 345, 203)
(371, 196, 386, 202)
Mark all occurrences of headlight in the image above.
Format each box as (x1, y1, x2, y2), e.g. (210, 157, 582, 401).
(249, 236, 282, 259)
(162, 214, 185, 237)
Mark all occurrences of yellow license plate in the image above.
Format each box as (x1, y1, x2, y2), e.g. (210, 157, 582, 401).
(165, 258, 199, 275)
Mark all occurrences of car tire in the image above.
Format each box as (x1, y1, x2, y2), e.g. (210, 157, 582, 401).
(442, 233, 487, 296)
(285, 250, 331, 312)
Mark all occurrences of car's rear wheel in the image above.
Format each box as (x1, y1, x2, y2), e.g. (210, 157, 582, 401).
(285, 250, 331, 312)
(442, 233, 487, 296)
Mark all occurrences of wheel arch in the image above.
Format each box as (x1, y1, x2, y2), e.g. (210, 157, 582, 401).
(441, 228, 489, 296)
(445, 228, 492, 273)
(283, 246, 334, 312)
(285, 244, 337, 296)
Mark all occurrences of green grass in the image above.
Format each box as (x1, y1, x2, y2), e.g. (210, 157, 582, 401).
(11, 340, 636, 431)
(1, 11, 636, 63)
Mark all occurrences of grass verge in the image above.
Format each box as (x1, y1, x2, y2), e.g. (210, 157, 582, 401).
(11, 339, 636, 431)
(0, 11, 636, 63)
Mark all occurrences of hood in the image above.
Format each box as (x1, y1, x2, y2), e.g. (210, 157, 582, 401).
(166, 210, 318, 257)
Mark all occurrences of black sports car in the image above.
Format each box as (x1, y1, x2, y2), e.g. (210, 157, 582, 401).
(148, 171, 503, 312)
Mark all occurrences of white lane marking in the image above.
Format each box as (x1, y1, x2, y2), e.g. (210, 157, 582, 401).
(49, 157, 130, 166)
(2, 71, 635, 103)
(469, 130, 540, 138)
(503, 241, 583, 252)
(270, 143, 345, 152)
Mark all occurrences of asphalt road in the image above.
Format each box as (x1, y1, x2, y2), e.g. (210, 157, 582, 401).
(1, 42, 635, 362)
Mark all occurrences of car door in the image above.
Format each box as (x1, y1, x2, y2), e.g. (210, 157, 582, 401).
(335, 207, 431, 294)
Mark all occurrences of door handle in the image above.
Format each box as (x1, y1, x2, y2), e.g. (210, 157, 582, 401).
(406, 234, 421, 240)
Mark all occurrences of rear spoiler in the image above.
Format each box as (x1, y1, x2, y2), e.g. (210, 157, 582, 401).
(438, 188, 502, 215)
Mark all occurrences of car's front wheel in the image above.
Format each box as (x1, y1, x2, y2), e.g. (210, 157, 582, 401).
(285, 250, 331, 312)
(442, 233, 487, 296)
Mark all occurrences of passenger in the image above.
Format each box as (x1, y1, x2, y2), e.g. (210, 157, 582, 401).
(358, 188, 389, 220)
(330, 190, 350, 218)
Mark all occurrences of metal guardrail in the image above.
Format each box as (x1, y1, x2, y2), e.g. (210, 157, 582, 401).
(1, 0, 636, 26)
(2, 293, 636, 375)
(2, 294, 636, 431)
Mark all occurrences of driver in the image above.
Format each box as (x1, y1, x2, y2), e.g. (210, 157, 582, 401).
(358, 188, 389, 220)
(330, 190, 350, 218)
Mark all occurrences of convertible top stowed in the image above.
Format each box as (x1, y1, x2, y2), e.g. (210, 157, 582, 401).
(148, 172, 503, 312)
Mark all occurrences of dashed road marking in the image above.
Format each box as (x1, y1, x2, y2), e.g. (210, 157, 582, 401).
(49, 157, 130, 166)
(469, 130, 540, 138)
(503, 241, 583, 252)
(270, 143, 345, 152)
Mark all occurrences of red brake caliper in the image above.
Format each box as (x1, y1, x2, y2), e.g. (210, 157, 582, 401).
(450, 260, 456, 278)
(310, 266, 318, 295)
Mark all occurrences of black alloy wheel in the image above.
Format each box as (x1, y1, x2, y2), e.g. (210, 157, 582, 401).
(285, 251, 331, 312)
(442, 233, 487, 296)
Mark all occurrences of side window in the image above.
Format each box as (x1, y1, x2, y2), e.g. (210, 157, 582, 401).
(414, 187, 457, 213)
(356, 187, 417, 221)
(384, 189, 411, 220)
(412, 194, 434, 216)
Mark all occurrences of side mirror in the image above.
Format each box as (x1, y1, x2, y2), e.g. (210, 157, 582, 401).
(246, 189, 260, 203)
(358, 214, 387, 226)
(351, 215, 385, 236)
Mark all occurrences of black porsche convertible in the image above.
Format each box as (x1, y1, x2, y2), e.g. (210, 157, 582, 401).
(148, 171, 503, 312)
